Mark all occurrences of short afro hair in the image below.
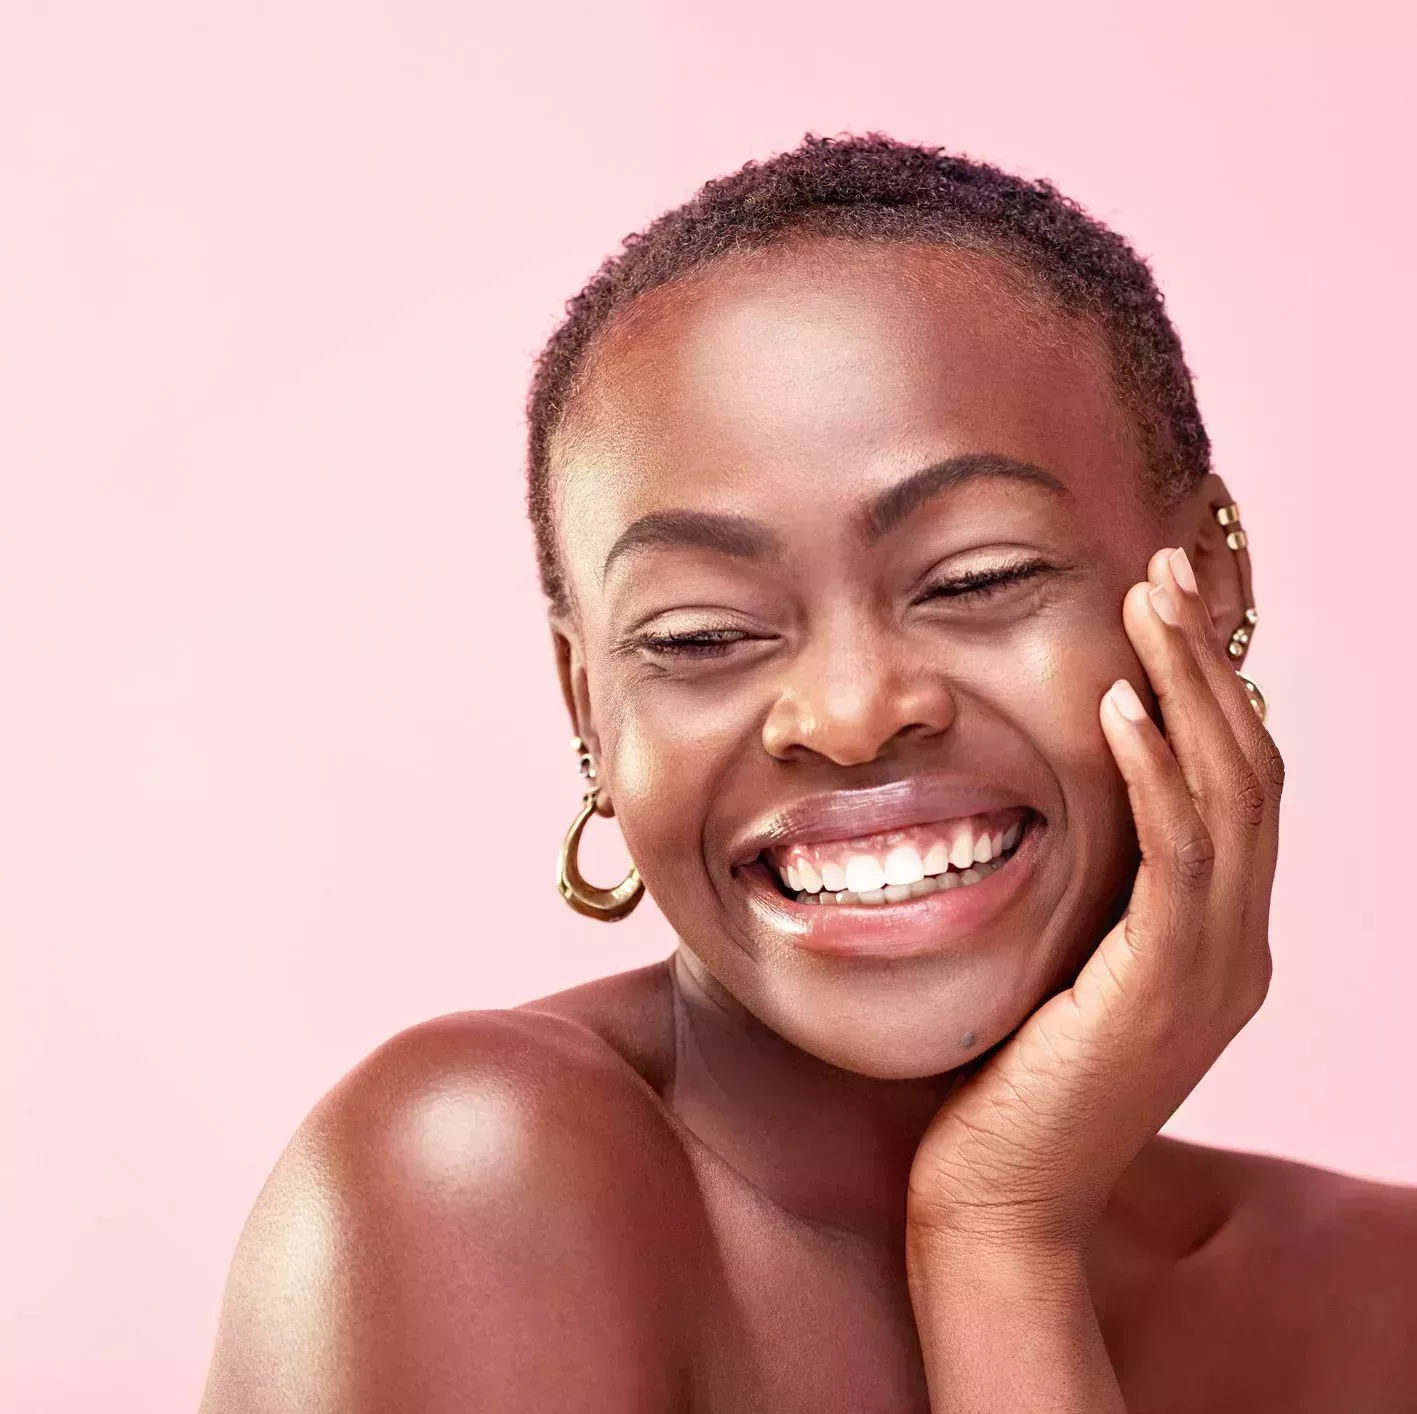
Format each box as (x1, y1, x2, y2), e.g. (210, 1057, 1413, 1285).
(527, 133, 1210, 612)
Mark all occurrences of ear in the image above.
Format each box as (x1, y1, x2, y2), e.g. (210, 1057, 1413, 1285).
(550, 614, 617, 817)
(1169, 472, 1257, 666)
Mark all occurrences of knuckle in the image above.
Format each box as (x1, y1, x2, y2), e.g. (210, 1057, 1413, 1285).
(1231, 951, 1273, 1024)
(1233, 769, 1267, 828)
(1171, 828, 1217, 884)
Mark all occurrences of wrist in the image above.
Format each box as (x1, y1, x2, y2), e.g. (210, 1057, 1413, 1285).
(906, 1185, 1098, 1255)
(905, 1221, 1123, 1414)
(906, 1221, 1090, 1304)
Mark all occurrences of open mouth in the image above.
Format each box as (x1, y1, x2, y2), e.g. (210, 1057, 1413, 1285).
(763, 807, 1033, 907)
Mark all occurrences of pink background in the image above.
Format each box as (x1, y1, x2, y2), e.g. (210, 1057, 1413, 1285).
(3, 2, 1414, 1407)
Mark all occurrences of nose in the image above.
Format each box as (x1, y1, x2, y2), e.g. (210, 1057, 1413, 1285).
(761, 628, 957, 767)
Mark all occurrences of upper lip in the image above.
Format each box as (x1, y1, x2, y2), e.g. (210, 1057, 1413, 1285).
(728, 775, 1036, 868)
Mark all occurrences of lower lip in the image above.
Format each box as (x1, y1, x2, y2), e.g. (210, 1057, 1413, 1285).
(737, 821, 1044, 961)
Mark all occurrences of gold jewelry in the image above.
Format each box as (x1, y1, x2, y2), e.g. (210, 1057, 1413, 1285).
(1215, 502, 1248, 551)
(1225, 605, 1259, 661)
(1213, 503, 1260, 663)
(1236, 671, 1267, 724)
(1211, 505, 1267, 722)
(558, 785, 644, 921)
(570, 734, 597, 780)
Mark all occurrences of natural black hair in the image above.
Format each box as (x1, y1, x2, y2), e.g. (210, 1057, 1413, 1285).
(527, 133, 1210, 612)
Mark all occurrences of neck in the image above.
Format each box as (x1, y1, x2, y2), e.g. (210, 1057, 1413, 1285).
(667, 947, 962, 1247)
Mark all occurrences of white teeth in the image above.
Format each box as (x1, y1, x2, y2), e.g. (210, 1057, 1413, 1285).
(883, 845, 924, 886)
(781, 815, 1029, 905)
(845, 855, 886, 893)
(949, 828, 975, 870)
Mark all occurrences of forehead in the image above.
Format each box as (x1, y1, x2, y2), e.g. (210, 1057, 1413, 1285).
(555, 241, 1145, 591)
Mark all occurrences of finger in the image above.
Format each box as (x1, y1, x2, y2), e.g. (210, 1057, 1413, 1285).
(1122, 574, 1263, 873)
(1153, 547, 1275, 769)
(1098, 677, 1213, 975)
(1155, 547, 1284, 887)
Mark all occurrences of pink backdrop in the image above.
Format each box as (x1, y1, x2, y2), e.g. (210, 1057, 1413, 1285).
(3, 2, 1414, 1407)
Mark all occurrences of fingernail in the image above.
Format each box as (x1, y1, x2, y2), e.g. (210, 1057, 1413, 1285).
(1109, 679, 1147, 722)
(1169, 547, 1197, 595)
(1149, 584, 1180, 626)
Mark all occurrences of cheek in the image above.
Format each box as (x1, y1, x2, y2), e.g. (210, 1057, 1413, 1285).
(1015, 630, 1115, 750)
(598, 680, 748, 872)
(1006, 618, 1136, 844)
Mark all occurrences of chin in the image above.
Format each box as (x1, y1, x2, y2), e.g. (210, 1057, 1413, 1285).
(751, 945, 1073, 1079)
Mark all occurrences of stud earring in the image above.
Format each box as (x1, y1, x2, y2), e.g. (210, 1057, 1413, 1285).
(1213, 502, 1268, 723)
(572, 734, 597, 780)
(557, 738, 644, 921)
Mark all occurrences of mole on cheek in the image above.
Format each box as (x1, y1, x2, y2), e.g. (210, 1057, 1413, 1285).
(960, 1031, 977, 1049)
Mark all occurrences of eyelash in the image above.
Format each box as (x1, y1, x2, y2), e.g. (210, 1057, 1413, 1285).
(915, 559, 1049, 603)
(634, 626, 753, 659)
(633, 561, 1050, 661)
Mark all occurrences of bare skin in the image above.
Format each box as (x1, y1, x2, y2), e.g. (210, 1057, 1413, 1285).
(202, 240, 1417, 1411)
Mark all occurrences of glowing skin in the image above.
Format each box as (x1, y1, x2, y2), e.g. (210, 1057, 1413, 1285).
(555, 243, 1146, 1075)
(201, 237, 1417, 1414)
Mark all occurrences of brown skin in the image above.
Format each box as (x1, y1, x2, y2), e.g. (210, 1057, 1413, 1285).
(202, 241, 1417, 1411)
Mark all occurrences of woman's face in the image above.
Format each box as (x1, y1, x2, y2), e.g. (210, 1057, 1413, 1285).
(553, 239, 1191, 1078)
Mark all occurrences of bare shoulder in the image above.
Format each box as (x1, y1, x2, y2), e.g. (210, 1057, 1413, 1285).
(1140, 1137, 1417, 1404)
(1176, 1138, 1417, 1292)
(202, 967, 702, 1414)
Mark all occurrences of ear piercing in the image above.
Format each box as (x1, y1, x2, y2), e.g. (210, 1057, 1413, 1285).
(1213, 502, 1259, 662)
(571, 735, 597, 780)
(1213, 502, 1267, 723)
(558, 737, 644, 921)
(1215, 501, 1247, 551)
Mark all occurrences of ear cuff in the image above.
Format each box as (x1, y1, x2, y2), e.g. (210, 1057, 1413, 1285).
(1213, 502, 1266, 723)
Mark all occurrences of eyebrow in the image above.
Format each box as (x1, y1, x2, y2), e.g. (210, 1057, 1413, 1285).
(600, 452, 1068, 579)
(601, 509, 781, 579)
(865, 453, 1068, 541)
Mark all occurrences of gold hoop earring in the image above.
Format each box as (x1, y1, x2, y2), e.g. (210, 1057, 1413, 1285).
(1213, 502, 1267, 723)
(558, 785, 644, 921)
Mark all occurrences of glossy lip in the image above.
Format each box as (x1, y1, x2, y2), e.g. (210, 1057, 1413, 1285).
(727, 775, 1046, 961)
(728, 776, 1037, 866)
(738, 817, 1044, 960)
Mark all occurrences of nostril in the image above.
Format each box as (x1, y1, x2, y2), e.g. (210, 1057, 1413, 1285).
(761, 671, 956, 764)
(898, 719, 948, 742)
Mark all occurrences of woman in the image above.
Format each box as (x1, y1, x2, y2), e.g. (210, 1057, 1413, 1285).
(201, 136, 1417, 1411)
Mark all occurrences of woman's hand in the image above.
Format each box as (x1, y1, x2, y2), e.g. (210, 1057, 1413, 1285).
(905, 546, 1283, 1411)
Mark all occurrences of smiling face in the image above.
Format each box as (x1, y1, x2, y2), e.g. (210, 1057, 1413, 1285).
(551, 238, 1200, 1078)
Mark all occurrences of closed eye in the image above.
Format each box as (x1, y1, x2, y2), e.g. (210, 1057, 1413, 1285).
(633, 627, 755, 659)
(915, 559, 1051, 603)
